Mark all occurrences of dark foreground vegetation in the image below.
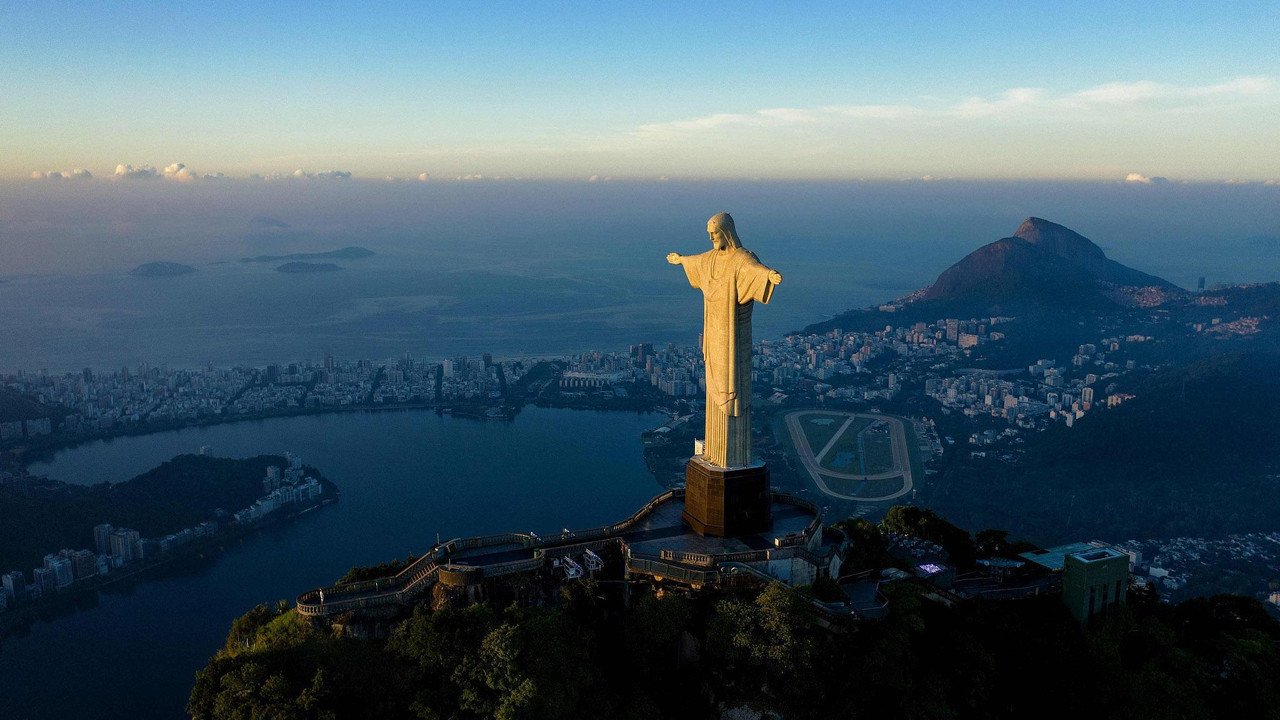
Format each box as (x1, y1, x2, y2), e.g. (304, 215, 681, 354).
(191, 559, 1280, 719)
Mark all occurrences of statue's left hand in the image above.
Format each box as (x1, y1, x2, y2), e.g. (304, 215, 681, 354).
(666, 253, 682, 265)
(768, 270, 783, 285)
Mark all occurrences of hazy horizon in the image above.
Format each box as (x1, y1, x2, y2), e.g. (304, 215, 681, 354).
(2, 180, 1276, 373)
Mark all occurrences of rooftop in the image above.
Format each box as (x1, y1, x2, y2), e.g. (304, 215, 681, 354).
(1019, 541, 1107, 571)
(1069, 547, 1127, 564)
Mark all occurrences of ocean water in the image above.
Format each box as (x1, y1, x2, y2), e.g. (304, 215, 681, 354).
(1, 407, 662, 720)
(2, 180, 1276, 372)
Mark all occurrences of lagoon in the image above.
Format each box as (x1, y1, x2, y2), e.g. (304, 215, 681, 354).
(1, 407, 663, 719)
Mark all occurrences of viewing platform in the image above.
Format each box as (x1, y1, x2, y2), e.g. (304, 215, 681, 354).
(296, 488, 846, 618)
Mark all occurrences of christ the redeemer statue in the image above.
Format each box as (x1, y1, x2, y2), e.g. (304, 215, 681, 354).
(667, 213, 782, 469)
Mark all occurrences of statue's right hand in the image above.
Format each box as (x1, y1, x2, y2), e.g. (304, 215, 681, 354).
(666, 253, 682, 264)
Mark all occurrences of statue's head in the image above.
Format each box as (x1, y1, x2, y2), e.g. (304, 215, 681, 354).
(707, 212, 742, 251)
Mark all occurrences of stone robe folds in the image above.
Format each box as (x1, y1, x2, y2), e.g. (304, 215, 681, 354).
(680, 247, 778, 468)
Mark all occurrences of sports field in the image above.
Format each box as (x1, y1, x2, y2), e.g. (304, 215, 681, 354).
(817, 417, 875, 472)
(784, 410, 917, 502)
(800, 416, 844, 458)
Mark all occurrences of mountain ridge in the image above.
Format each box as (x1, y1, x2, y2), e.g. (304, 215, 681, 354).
(922, 217, 1175, 305)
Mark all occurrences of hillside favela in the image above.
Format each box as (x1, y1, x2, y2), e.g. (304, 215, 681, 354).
(2, 5, 1279, 720)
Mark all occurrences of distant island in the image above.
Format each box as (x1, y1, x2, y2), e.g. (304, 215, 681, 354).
(275, 262, 343, 274)
(129, 262, 197, 277)
(242, 246, 374, 263)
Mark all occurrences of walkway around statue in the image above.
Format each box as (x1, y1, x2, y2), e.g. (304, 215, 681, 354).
(297, 488, 846, 618)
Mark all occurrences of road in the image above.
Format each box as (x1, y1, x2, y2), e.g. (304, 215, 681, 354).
(785, 410, 915, 502)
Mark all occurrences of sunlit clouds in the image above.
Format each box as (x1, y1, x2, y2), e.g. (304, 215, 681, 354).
(628, 77, 1275, 139)
(30, 169, 92, 180)
(114, 164, 159, 179)
(591, 76, 1279, 181)
(18, 76, 1280, 183)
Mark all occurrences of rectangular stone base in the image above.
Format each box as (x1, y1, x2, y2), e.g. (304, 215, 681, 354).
(682, 458, 771, 537)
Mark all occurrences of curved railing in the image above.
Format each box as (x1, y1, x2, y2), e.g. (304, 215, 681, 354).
(771, 492, 824, 548)
(297, 489, 686, 617)
(298, 553, 442, 617)
(606, 489, 682, 535)
(296, 487, 830, 619)
(626, 552, 720, 586)
(451, 532, 537, 551)
(480, 556, 544, 577)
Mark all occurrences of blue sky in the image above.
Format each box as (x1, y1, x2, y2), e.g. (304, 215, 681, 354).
(4, 1, 1278, 180)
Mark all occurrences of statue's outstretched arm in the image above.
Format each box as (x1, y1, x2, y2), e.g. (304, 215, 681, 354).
(768, 269, 782, 284)
(666, 253, 683, 265)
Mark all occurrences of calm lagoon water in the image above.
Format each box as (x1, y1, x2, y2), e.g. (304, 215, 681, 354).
(1, 407, 662, 720)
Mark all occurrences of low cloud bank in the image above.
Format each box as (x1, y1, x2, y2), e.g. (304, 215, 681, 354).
(30, 168, 93, 180)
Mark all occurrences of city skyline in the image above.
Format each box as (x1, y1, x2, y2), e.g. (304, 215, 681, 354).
(5, 2, 1279, 182)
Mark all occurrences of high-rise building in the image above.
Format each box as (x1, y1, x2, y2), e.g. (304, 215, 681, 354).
(1063, 547, 1129, 624)
(2, 570, 25, 601)
(94, 523, 114, 554)
(110, 529, 140, 562)
(44, 556, 74, 589)
(32, 567, 57, 595)
(72, 549, 97, 580)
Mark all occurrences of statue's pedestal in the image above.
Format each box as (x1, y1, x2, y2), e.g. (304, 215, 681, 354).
(682, 456, 771, 537)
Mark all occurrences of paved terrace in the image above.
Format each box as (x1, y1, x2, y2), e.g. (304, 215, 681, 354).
(297, 489, 829, 618)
